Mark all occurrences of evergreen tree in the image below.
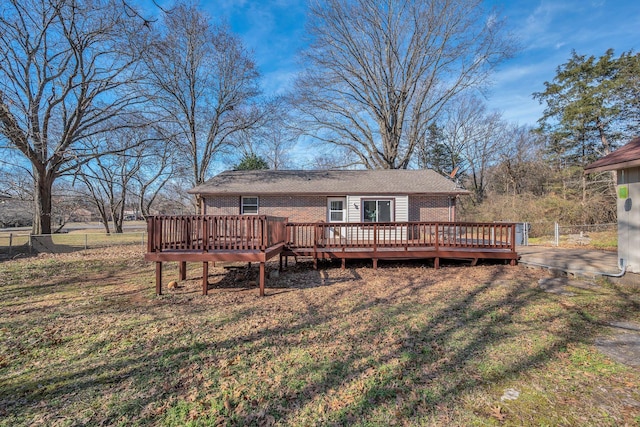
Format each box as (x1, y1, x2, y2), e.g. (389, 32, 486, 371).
(234, 153, 269, 170)
(534, 49, 639, 165)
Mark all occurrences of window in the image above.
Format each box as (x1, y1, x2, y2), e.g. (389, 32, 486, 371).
(328, 198, 345, 222)
(241, 196, 258, 214)
(363, 199, 392, 222)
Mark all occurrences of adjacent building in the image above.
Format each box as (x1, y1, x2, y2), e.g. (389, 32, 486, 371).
(585, 136, 640, 273)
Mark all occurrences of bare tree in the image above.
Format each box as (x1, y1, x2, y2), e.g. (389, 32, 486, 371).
(142, 2, 262, 212)
(489, 126, 548, 197)
(0, 0, 148, 234)
(296, 0, 514, 169)
(419, 96, 506, 203)
(447, 97, 505, 203)
(133, 136, 181, 219)
(75, 129, 148, 233)
(232, 99, 302, 170)
(0, 153, 33, 202)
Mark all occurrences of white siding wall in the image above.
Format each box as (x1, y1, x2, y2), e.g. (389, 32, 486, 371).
(346, 195, 408, 222)
(618, 167, 640, 273)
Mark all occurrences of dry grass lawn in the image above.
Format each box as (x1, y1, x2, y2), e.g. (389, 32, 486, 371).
(1, 246, 639, 426)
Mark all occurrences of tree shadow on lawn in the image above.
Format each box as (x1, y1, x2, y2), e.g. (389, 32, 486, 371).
(1, 264, 638, 425)
(170, 259, 367, 294)
(0, 265, 154, 318)
(196, 266, 638, 424)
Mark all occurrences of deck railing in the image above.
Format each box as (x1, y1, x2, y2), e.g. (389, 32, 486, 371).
(285, 222, 516, 251)
(147, 216, 516, 254)
(147, 215, 287, 253)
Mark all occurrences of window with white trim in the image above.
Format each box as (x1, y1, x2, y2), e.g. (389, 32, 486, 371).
(362, 199, 392, 222)
(241, 196, 259, 214)
(328, 198, 345, 222)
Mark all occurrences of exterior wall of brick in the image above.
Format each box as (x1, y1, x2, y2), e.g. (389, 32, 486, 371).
(203, 194, 457, 222)
(203, 196, 238, 216)
(408, 195, 454, 222)
(204, 195, 326, 222)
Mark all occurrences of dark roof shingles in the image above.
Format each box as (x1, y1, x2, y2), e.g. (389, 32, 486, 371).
(189, 169, 466, 195)
(584, 136, 640, 173)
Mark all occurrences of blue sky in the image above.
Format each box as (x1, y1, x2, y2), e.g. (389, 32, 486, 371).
(187, 0, 639, 127)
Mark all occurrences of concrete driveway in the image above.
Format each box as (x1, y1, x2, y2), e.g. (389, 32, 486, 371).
(518, 246, 622, 277)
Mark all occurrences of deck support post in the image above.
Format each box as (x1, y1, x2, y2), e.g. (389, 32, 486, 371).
(341, 258, 346, 270)
(202, 262, 209, 295)
(259, 262, 265, 297)
(373, 258, 378, 270)
(179, 261, 187, 280)
(155, 262, 162, 295)
(434, 257, 440, 269)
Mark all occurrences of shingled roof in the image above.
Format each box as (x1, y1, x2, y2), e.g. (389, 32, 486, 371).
(584, 136, 640, 174)
(189, 169, 467, 195)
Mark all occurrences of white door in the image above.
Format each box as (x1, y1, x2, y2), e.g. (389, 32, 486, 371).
(327, 197, 347, 240)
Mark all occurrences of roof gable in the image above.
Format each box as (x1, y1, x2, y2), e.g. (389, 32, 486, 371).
(584, 136, 640, 173)
(189, 169, 467, 195)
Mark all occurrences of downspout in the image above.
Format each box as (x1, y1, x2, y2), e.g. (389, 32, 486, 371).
(448, 196, 453, 222)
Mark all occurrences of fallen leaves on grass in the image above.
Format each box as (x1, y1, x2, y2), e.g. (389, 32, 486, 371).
(0, 247, 639, 426)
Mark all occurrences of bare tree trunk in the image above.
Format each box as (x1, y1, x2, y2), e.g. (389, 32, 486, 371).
(32, 168, 54, 235)
(100, 215, 111, 235)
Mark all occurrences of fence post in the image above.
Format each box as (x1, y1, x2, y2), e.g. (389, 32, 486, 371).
(28, 234, 32, 255)
(8, 233, 12, 256)
(554, 222, 559, 247)
(84, 233, 88, 250)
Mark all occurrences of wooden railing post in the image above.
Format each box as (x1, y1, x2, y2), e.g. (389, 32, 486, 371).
(313, 222, 320, 269)
(373, 223, 378, 252)
(203, 216, 209, 252)
(156, 217, 162, 252)
(186, 217, 192, 249)
(147, 216, 154, 253)
(372, 223, 378, 269)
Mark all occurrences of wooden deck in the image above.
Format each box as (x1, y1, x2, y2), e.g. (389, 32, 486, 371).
(145, 216, 519, 296)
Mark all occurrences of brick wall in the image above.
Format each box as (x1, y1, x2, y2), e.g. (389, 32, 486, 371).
(408, 195, 454, 221)
(204, 194, 456, 222)
(203, 196, 237, 215)
(204, 195, 326, 222)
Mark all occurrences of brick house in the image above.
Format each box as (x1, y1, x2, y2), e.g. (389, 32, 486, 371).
(189, 169, 468, 223)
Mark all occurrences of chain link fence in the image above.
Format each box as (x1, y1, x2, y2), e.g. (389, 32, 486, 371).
(0, 231, 146, 259)
(527, 222, 617, 249)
